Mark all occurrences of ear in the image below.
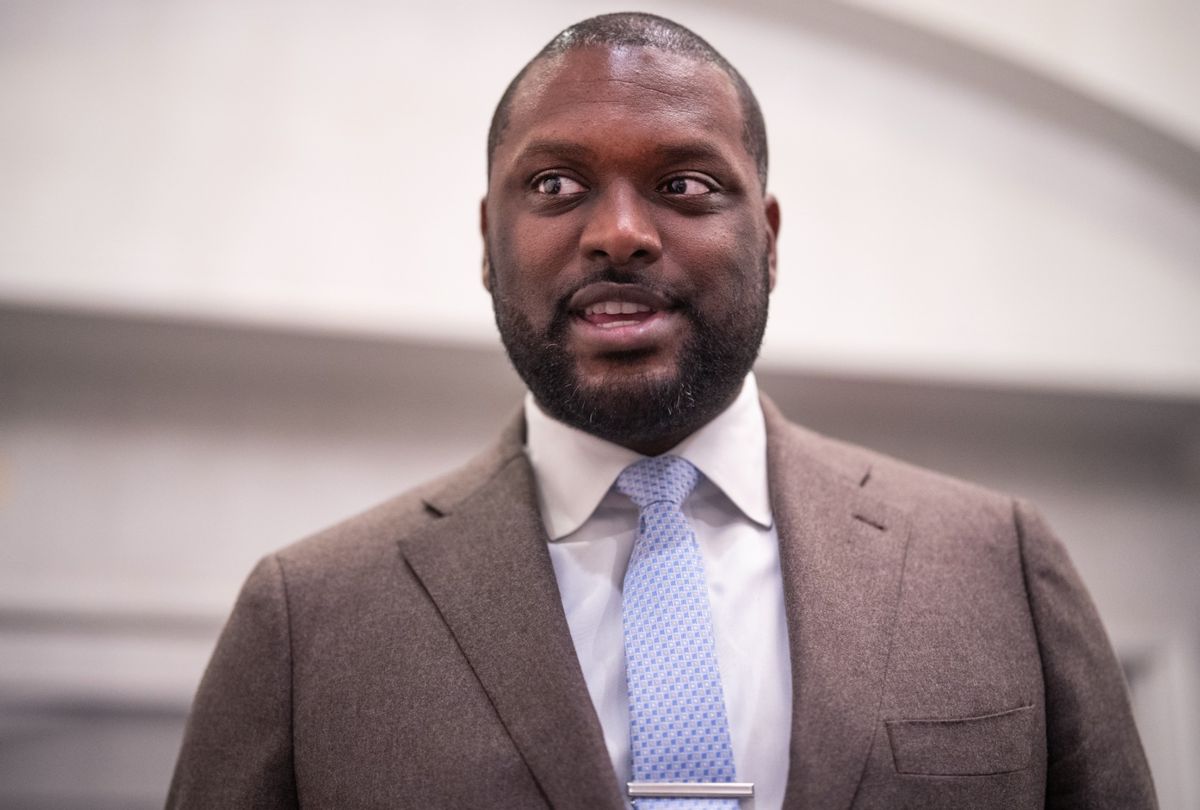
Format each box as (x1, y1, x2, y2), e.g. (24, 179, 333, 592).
(764, 194, 781, 292)
(479, 197, 492, 292)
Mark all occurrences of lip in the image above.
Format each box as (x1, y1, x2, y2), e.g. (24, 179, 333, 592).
(569, 308, 683, 353)
(567, 282, 673, 314)
(564, 281, 681, 353)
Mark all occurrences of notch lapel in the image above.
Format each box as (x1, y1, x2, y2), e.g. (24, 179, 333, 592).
(763, 402, 911, 810)
(400, 448, 624, 810)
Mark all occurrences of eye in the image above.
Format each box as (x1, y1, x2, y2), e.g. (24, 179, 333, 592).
(660, 176, 714, 196)
(533, 174, 587, 195)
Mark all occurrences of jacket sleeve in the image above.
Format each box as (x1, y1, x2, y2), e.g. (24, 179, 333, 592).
(1015, 499, 1157, 809)
(166, 555, 299, 808)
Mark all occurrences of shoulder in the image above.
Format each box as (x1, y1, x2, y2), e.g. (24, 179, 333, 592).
(762, 397, 1018, 534)
(270, 413, 527, 582)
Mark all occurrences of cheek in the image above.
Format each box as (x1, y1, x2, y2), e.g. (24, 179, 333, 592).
(506, 214, 579, 278)
(490, 215, 581, 324)
(663, 218, 768, 326)
(662, 217, 756, 292)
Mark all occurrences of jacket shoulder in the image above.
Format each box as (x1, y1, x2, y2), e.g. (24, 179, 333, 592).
(764, 402, 1015, 530)
(833, 431, 1010, 513)
(768, 403, 1012, 513)
(272, 418, 526, 576)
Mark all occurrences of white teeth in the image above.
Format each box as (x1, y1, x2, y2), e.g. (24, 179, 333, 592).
(585, 300, 653, 316)
(599, 319, 639, 329)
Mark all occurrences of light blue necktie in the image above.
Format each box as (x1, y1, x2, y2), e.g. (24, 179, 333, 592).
(618, 456, 739, 809)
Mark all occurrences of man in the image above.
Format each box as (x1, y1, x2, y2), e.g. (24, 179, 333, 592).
(168, 12, 1156, 809)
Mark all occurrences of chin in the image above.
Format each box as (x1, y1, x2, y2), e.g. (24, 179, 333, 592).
(575, 353, 678, 393)
(493, 270, 769, 449)
(535, 361, 715, 450)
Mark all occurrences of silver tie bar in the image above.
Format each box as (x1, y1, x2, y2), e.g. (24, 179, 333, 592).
(627, 782, 755, 798)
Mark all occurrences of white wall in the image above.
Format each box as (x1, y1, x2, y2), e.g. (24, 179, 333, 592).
(849, 0, 1200, 146)
(1, 0, 1197, 393)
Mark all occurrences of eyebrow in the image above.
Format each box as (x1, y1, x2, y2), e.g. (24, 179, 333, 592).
(652, 141, 734, 167)
(512, 140, 598, 164)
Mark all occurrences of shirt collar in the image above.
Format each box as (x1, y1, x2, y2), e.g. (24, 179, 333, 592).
(524, 372, 773, 541)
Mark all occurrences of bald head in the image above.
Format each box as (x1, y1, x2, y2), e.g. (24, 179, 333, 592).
(487, 12, 769, 189)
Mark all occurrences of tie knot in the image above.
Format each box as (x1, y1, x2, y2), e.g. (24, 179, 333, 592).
(616, 455, 699, 509)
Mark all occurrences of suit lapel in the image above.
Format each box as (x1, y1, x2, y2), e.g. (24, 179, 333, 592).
(399, 400, 908, 810)
(399, 440, 624, 810)
(763, 402, 911, 810)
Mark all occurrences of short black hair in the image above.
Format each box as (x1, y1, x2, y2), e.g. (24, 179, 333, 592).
(487, 12, 769, 189)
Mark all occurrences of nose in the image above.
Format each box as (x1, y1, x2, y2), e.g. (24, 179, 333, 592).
(579, 182, 662, 266)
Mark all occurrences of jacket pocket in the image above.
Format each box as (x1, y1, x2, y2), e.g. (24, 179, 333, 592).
(885, 704, 1034, 776)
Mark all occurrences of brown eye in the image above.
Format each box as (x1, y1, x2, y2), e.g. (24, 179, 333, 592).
(534, 174, 585, 195)
(661, 177, 712, 196)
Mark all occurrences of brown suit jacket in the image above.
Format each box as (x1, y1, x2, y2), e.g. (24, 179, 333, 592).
(167, 398, 1155, 809)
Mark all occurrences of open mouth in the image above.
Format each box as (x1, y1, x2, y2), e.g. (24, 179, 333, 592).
(568, 282, 673, 326)
(564, 281, 681, 352)
(580, 300, 657, 329)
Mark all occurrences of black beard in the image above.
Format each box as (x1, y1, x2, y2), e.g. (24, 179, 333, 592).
(490, 255, 770, 451)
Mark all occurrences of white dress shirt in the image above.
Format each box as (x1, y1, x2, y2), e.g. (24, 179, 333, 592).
(524, 373, 791, 810)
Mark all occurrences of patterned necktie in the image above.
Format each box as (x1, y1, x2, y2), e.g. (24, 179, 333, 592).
(617, 456, 739, 808)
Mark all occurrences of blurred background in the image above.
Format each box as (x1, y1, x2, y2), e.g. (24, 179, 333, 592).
(1, 0, 1198, 807)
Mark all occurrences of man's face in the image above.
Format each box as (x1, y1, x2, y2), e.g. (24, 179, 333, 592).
(483, 45, 780, 454)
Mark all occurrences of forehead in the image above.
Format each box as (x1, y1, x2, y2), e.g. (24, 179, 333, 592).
(495, 45, 749, 174)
